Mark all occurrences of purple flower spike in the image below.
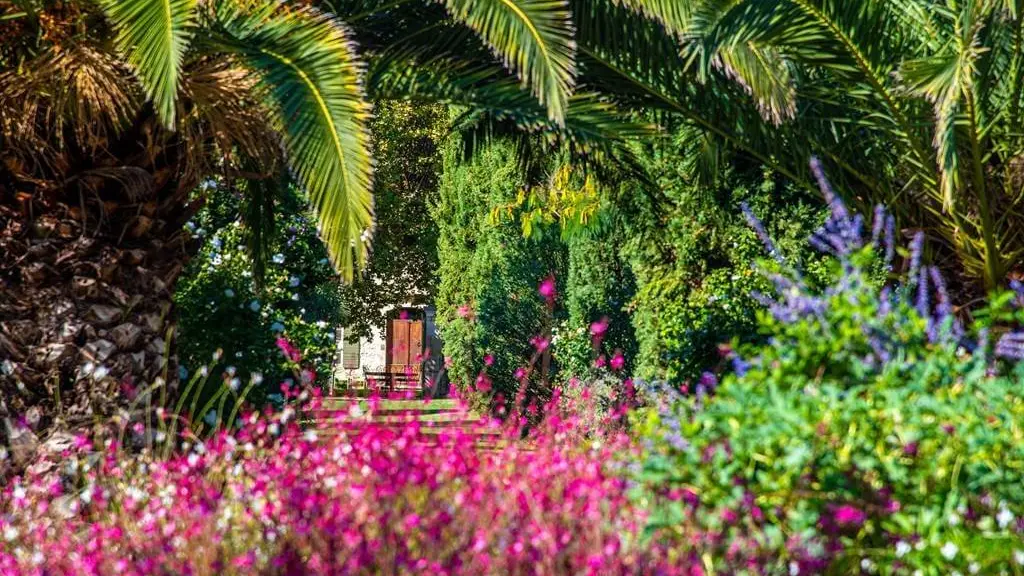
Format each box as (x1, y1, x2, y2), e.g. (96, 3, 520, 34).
(908, 232, 925, 284)
(741, 202, 784, 264)
(870, 205, 885, 247)
(810, 157, 848, 220)
(883, 215, 896, 266)
(916, 267, 931, 321)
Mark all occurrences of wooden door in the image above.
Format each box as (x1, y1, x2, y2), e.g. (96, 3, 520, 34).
(386, 318, 423, 377)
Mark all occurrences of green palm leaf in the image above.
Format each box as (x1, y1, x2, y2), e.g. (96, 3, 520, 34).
(212, 1, 374, 281)
(99, 0, 196, 127)
(440, 0, 577, 125)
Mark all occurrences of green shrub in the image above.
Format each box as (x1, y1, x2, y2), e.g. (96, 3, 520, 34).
(432, 136, 567, 410)
(176, 183, 343, 404)
(620, 129, 828, 384)
(634, 192, 1024, 573)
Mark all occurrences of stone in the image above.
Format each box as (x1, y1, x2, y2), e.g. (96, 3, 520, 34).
(82, 339, 116, 363)
(72, 276, 99, 299)
(110, 323, 142, 350)
(87, 305, 122, 326)
(4, 419, 39, 467)
(33, 343, 71, 365)
(140, 313, 163, 334)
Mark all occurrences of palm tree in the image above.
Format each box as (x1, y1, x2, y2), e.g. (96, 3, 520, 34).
(0, 0, 653, 444)
(605, 0, 1024, 290)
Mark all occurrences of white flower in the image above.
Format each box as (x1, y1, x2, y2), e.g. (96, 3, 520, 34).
(997, 506, 1015, 529)
(224, 289, 235, 298)
(788, 561, 799, 576)
(289, 276, 301, 287)
(272, 253, 285, 264)
(291, 293, 300, 301)
(316, 320, 328, 329)
(12, 487, 25, 500)
(3, 526, 18, 541)
(948, 512, 961, 526)
(252, 372, 264, 385)
(895, 541, 911, 558)
(228, 378, 240, 392)
(304, 430, 318, 443)
(969, 562, 980, 574)
(1015, 550, 1024, 566)
(250, 300, 261, 312)
(187, 453, 200, 467)
(92, 366, 109, 380)
(941, 542, 959, 560)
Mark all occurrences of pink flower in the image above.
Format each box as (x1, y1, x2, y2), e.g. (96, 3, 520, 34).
(834, 505, 866, 527)
(483, 354, 494, 367)
(475, 373, 492, 392)
(590, 317, 609, 337)
(609, 351, 626, 371)
(514, 367, 527, 380)
(538, 276, 556, 301)
(275, 337, 302, 363)
(457, 304, 473, 319)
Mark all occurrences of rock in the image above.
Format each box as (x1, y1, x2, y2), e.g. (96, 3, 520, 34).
(22, 262, 48, 285)
(131, 351, 146, 372)
(110, 323, 142, 350)
(148, 337, 166, 355)
(140, 313, 163, 334)
(24, 407, 41, 430)
(4, 419, 39, 467)
(33, 343, 71, 365)
(42, 432, 76, 455)
(72, 276, 99, 299)
(60, 320, 83, 341)
(87, 305, 122, 326)
(82, 339, 116, 363)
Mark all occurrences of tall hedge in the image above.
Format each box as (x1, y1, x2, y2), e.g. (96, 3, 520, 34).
(432, 137, 567, 409)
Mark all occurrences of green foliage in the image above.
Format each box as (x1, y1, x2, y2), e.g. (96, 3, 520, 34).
(621, 132, 827, 384)
(339, 101, 446, 335)
(616, 0, 1024, 288)
(176, 182, 343, 404)
(634, 242, 1024, 573)
(98, 0, 195, 126)
(433, 135, 567, 410)
(438, 0, 576, 124)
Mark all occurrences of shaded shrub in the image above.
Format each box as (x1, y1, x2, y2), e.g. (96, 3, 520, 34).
(634, 164, 1024, 573)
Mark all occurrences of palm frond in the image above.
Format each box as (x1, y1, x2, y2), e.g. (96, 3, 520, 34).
(439, 0, 577, 125)
(210, 1, 374, 282)
(613, 0, 694, 38)
(98, 0, 196, 127)
(715, 43, 796, 125)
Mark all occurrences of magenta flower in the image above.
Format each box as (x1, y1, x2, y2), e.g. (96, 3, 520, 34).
(538, 276, 556, 302)
(483, 354, 494, 367)
(610, 351, 626, 371)
(590, 317, 609, 337)
(834, 505, 866, 527)
(275, 337, 302, 363)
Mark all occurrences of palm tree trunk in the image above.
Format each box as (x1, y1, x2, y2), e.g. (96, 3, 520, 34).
(0, 156, 198, 466)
